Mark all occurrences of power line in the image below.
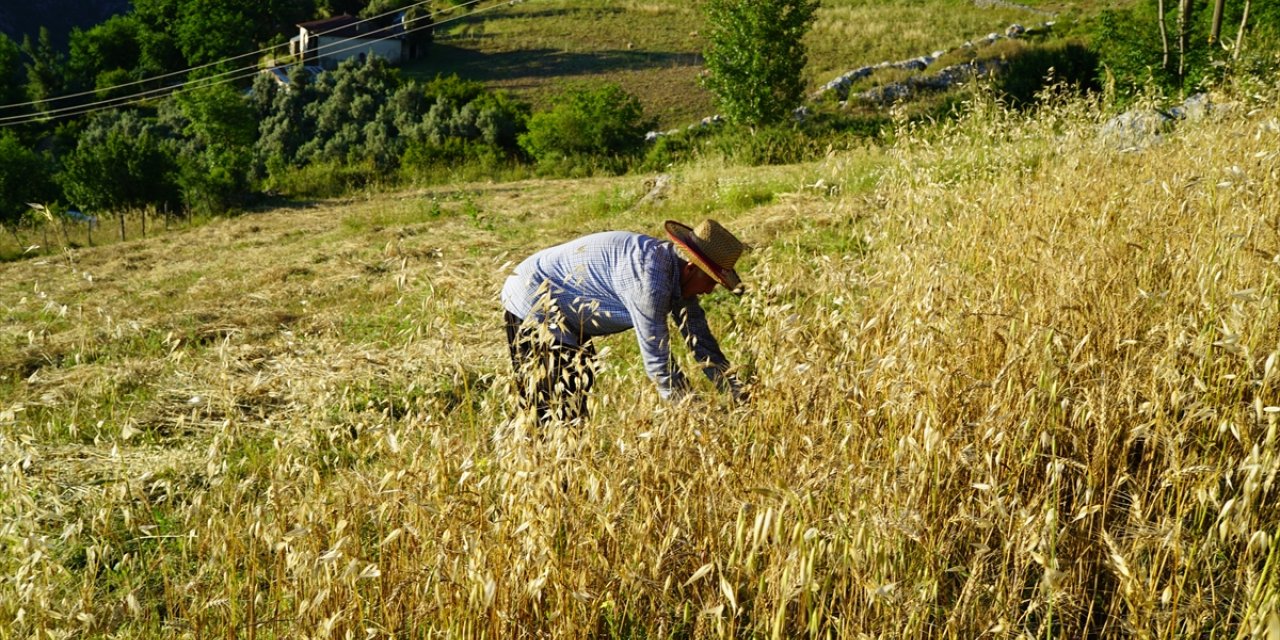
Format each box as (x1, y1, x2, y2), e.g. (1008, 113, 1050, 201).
(0, 0, 504, 127)
(0, 0, 442, 113)
(0, 0, 511, 125)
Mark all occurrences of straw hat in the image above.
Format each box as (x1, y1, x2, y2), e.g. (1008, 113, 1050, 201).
(665, 219, 744, 292)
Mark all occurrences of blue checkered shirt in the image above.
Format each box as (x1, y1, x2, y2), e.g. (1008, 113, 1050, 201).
(502, 231, 734, 400)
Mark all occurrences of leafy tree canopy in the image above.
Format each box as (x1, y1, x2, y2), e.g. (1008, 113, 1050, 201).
(0, 33, 24, 109)
(21, 28, 67, 111)
(67, 15, 143, 96)
(60, 110, 179, 215)
(0, 130, 58, 229)
(518, 83, 651, 167)
(701, 0, 818, 127)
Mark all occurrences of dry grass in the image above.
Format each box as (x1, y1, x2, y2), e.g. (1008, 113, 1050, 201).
(4, 75, 1280, 637)
(407, 0, 1084, 127)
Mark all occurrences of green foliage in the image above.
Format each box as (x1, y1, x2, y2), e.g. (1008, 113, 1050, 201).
(0, 131, 58, 232)
(0, 33, 24, 109)
(640, 130, 701, 172)
(996, 41, 1101, 108)
(400, 74, 530, 172)
(1090, 1, 1280, 96)
(177, 146, 253, 215)
(518, 83, 651, 173)
(318, 0, 366, 16)
(21, 28, 66, 112)
(174, 84, 257, 149)
(254, 67, 317, 182)
(701, 0, 819, 127)
(657, 111, 884, 169)
(255, 64, 529, 187)
(174, 0, 256, 69)
(129, 0, 185, 75)
(167, 84, 257, 214)
(59, 111, 180, 216)
(709, 122, 825, 166)
(297, 57, 402, 164)
(267, 159, 385, 199)
(67, 15, 143, 98)
(1091, 5, 1186, 93)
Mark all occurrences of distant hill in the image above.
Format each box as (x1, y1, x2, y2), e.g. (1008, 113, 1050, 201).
(0, 0, 130, 49)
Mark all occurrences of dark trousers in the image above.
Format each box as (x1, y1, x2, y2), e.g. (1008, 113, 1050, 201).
(504, 311, 597, 425)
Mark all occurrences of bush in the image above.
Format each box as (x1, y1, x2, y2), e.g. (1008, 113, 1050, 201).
(640, 130, 704, 172)
(997, 42, 1101, 107)
(178, 145, 252, 215)
(518, 84, 653, 174)
(397, 75, 529, 177)
(59, 110, 180, 219)
(0, 131, 59, 237)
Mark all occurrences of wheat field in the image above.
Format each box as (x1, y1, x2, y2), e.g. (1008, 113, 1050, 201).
(4, 75, 1280, 637)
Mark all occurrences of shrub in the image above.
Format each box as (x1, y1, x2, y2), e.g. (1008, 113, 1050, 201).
(0, 131, 59, 238)
(640, 130, 704, 172)
(59, 111, 180, 224)
(398, 75, 530, 176)
(518, 83, 652, 173)
(997, 42, 1101, 107)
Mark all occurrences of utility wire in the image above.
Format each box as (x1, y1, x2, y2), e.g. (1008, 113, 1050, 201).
(0, 0, 443, 112)
(0, 1, 493, 126)
(0, 0, 513, 126)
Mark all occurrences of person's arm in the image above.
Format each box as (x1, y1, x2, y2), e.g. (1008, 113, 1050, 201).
(673, 299, 747, 400)
(619, 280, 691, 399)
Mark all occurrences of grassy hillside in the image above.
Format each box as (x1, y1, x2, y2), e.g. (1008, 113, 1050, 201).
(3, 69, 1280, 636)
(408, 0, 1078, 127)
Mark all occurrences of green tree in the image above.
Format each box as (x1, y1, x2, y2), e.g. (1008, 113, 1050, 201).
(398, 75, 529, 171)
(1094, 1, 1280, 96)
(0, 33, 24, 110)
(254, 66, 317, 180)
(518, 83, 650, 172)
(167, 84, 257, 214)
(701, 0, 818, 127)
(131, 0, 185, 76)
(0, 131, 58, 245)
(317, 0, 366, 18)
(60, 111, 180, 240)
(67, 15, 144, 99)
(174, 0, 256, 69)
(21, 28, 67, 112)
(297, 56, 400, 163)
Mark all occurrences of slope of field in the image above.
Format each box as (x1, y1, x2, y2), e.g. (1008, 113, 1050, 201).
(3, 75, 1280, 636)
(408, 0, 1066, 127)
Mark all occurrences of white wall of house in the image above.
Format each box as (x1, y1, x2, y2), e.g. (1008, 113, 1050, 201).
(315, 36, 403, 67)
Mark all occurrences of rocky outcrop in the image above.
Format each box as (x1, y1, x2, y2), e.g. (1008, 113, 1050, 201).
(1101, 93, 1215, 149)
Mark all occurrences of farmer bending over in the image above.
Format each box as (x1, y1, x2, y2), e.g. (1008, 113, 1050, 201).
(501, 219, 749, 425)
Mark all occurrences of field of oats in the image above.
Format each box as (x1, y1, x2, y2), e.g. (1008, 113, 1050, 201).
(5, 76, 1280, 638)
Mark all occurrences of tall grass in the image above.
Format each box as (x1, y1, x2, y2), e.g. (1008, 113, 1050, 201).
(3, 79, 1280, 637)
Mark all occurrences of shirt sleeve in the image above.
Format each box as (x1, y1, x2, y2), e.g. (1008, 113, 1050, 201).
(627, 289, 690, 400)
(672, 298, 741, 393)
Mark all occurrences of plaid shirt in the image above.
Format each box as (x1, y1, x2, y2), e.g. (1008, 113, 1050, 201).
(502, 231, 734, 399)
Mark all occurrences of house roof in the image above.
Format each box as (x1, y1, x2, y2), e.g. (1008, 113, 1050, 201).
(297, 14, 361, 37)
